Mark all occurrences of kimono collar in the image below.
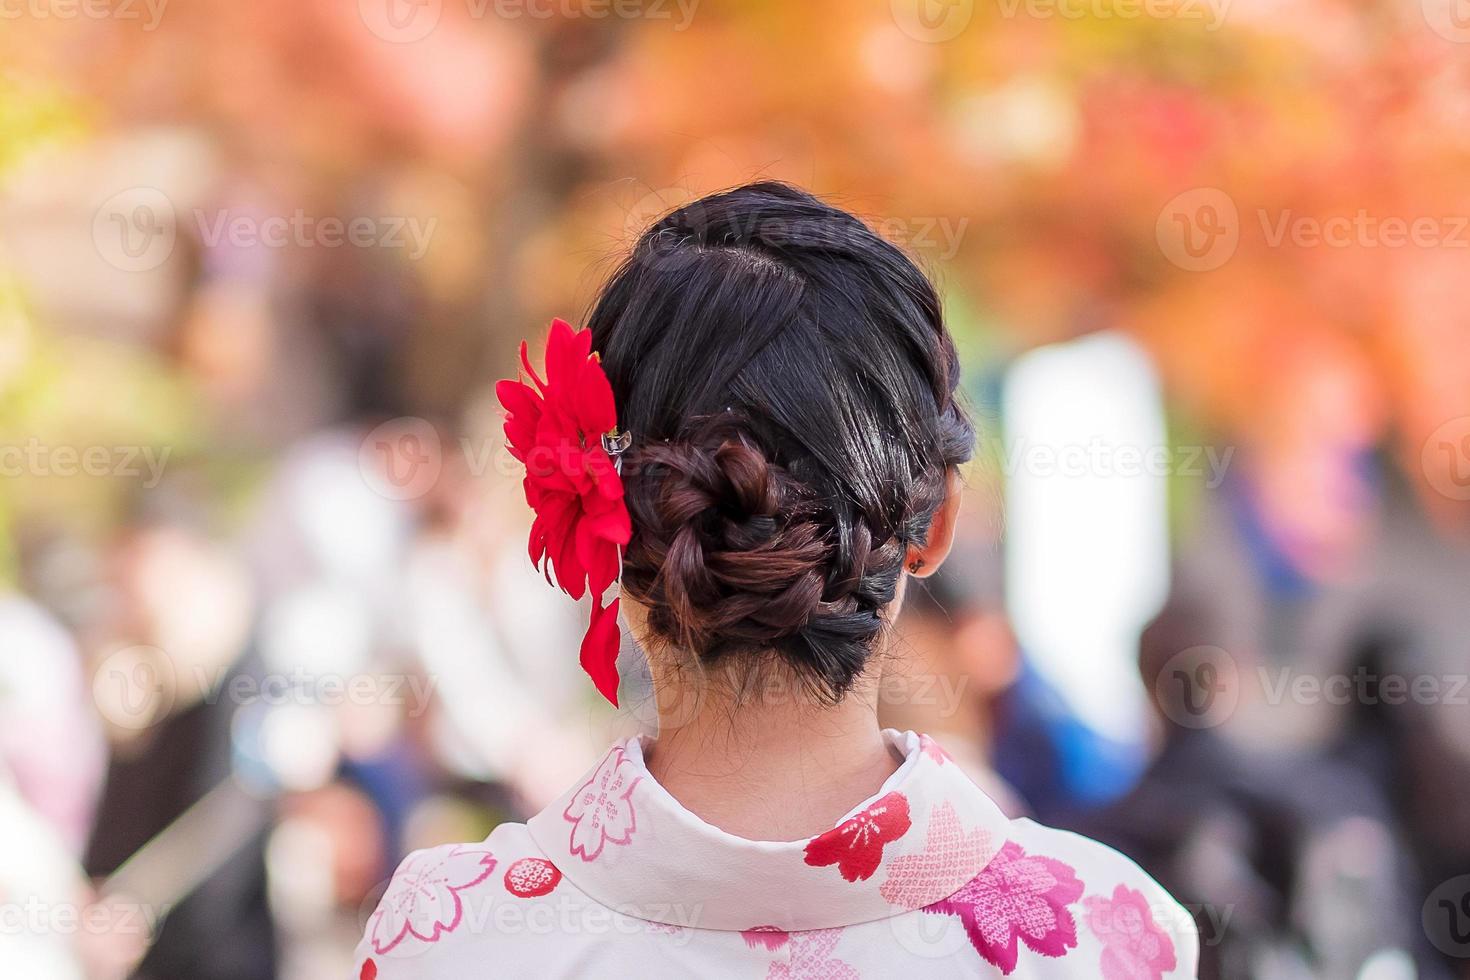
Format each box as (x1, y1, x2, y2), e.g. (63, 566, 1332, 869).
(526, 729, 1012, 932)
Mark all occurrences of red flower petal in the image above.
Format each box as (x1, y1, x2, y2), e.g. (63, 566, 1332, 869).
(580, 596, 622, 706)
(545, 318, 589, 397)
(518, 340, 546, 394)
(579, 497, 632, 545)
(506, 319, 631, 704)
(528, 492, 571, 560)
(495, 379, 543, 460)
(740, 926, 790, 950)
(573, 360, 617, 438)
(549, 511, 587, 599)
(583, 451, 627, 505)
(804, 792, 912, 882)
(577, 521, 621, 598)
(504, 857, 562, 898)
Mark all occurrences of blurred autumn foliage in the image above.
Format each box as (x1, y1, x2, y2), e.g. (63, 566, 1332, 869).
(2, 0, 1469, 546)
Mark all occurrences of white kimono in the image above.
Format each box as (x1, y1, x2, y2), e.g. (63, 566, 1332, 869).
(355, 730, 1199, 978)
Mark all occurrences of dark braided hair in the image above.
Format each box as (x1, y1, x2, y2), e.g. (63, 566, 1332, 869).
(588, 182, 972, 702)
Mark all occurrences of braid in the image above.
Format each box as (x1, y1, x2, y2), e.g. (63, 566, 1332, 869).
(589, 181, 973, 701)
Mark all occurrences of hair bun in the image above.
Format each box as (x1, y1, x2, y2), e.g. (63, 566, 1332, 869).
(622, 416, 839, 675)
(589, 182, 972, 702)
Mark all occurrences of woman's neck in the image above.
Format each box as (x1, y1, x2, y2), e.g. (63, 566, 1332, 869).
(642, 673, 900, 841)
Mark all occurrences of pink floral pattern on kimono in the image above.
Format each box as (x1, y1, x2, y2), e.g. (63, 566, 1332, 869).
(919, 733, 954, 766)
(879, 802, 994, 908)
(564, 745, 642, 861)
(1084, 884, 1178, 980)
(766, 927, 859, 980)
(924, 840, 1084, 975)
(368, 846, 497, 953)
(742, 925, 790, 950)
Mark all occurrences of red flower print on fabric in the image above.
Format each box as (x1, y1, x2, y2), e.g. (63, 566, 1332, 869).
(924, 840, 1084, 975)
(504, 857, 562, 898)
(741, 925, 790, 950)
(879, 801, 995, 908)
(1084, 884, 1178, 980)
(367, 846, 497, 954)
(360, 959, 377, 980)
(919, 733, 954, 766)
(564, 746, 642, 861)
(765, 927, 858, 980)
(804, 791, 912, 883)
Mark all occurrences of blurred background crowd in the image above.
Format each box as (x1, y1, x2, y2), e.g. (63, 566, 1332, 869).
(2, 1, 1470, 978)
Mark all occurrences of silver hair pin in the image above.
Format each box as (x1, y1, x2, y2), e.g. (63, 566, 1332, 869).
(602, 430, 633, 472)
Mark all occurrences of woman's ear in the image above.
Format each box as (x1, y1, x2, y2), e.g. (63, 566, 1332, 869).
(904, 469, 962, 579)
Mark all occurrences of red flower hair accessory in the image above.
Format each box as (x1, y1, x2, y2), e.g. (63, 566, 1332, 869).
(496, 319, 631, 706)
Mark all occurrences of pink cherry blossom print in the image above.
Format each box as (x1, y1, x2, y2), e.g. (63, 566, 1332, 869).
(920, 733, 954, 766)
(804, 791, 912, 883)
(879, 802, 995, 908)
(742, 925, 790, 950)
(360, 959, 377, 980)
(504, 857, 562, 898)
(564, 745, 642, 861)
(368, 846, 497, 954)
(766, 927, 858, 980)
(1084, 884, 1178, 980)
(924, 840, 1084, 975)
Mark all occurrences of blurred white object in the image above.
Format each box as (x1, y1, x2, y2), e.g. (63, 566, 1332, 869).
(0, 767, 87, 980)
(0, 594, 106, 854)
(1003, 331, 1171, 744)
